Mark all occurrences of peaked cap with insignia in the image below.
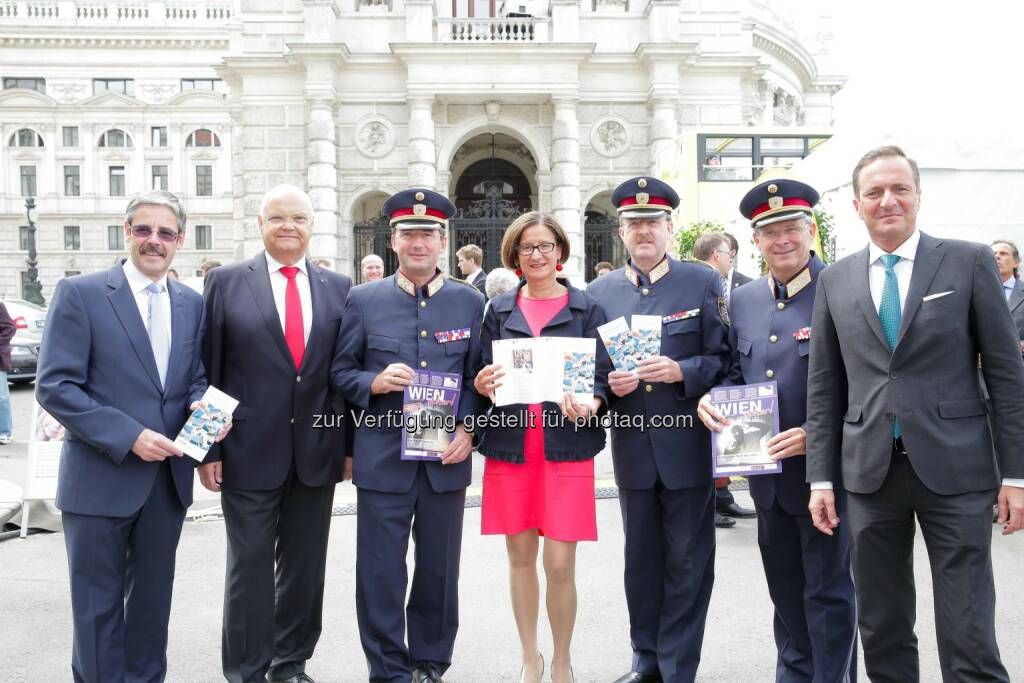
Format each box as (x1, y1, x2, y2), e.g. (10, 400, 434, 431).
(739, 168, 820, 229)
(382, 188, 457, 231)
(612, 176, 680, 219)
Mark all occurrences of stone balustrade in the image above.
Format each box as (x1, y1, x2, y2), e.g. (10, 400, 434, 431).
(439, 17, 546, 42)
(0, 0, 231, 24)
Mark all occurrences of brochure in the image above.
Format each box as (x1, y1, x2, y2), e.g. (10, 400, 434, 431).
(709, 381, 782, 477)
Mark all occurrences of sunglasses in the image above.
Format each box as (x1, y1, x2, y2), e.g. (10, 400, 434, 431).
(129, 225, 181, 243)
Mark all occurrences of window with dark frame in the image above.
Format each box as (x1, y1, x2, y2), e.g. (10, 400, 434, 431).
(181, 78, 221, 92)
(185, 129, 221, 147)
(63, 126, 79, 147)
(152, 164, 168, 191)
(98, 129, 131, 147)
(195, 224, 213, 250)
(20, 166, 37, 196)
(698, 134, 832, 182)
(64, 165, 81, 196)
(3, 77, 45, 92)
(65, 271, 81, 278)
(151, 126, 167, 147)
(93, 78, 134, 96)
(64, 225, 81, 251)
(109, 165, 126, 197)
(196, 165, 213, 196)
(107, 225, 124, 250)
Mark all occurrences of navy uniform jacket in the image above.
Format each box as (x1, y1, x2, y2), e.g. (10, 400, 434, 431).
(332, 272, 484, 494)
(587, 257, 731, 490)
(726, 255, 825, 515)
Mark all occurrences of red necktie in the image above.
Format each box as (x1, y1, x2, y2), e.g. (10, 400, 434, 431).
(280, 266, 305, 369)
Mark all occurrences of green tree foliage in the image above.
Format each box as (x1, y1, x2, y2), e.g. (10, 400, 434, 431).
(673, 220, 725, 260)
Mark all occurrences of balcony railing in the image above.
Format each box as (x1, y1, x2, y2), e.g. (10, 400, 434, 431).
(439, 17, 546, 42)
(0, 1, 232, 24)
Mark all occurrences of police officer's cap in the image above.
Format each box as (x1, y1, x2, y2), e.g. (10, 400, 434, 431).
(611, 176, 680, 219)
(382, 188, 457, 231)
(739, 169, 819, 229)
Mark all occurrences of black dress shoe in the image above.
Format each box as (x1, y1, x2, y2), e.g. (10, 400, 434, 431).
(714, 511, 736, 528)
(613, 672, 662, 683)
(411, 663, 444, 683)
(267, 674, 315, 683)
(717, 502, 756, 518)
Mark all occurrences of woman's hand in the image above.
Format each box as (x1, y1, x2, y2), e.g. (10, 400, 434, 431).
(474, 363, 504, 401)
(561, 393, 602, 423)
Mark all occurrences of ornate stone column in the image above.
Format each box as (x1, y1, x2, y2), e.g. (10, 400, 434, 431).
(407, 96, 437, 189)
(306, 93, 340, 266)
(551, 96, 582, 280)
(649, 96, 677, 174)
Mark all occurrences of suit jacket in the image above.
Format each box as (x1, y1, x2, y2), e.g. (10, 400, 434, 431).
(471, 269, 488, 297)
(806, 232, 1024, 495)
(1007, 278, 1024, 342)
(587, 257, 731, 490)
(202, 253, 352, 490)
(36, 266, 207, 516)
(731, 270, 754, 290)
(727, 256, 825, 515)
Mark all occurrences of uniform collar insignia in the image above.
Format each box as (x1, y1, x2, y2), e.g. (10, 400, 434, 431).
(425, 271, 445, 298)
(396, 271, 417, 297)
(768, 262, 813, 300)
(396, 270, 445, 298)
(624, 256, 670, 288)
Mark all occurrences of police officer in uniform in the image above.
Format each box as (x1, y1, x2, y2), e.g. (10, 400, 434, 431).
(587, 177, 731, 683)
(331, 189, 485, 683)
(697, 170, 857, 682)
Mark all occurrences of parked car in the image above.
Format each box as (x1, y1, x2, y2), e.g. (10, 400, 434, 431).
(3, 299, 47, 334)
(7, 330, 41, 385)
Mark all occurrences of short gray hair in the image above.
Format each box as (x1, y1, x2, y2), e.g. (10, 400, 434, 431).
(124, 191, 187, 232)
(485, 267, 521, 300)
(260, 184, 314, 218)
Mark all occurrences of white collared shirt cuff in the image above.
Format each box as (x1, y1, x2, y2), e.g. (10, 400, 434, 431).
(1003, 478, 1024, 488)
(810, 481, 833, 490)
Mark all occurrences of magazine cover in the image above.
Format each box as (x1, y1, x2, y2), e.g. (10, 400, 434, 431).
(598, 316, 638, 372)
(709, 381, 782, 477)
(401, 370, 462, 461)
(175, 386, 239, 461)
(562, 340, 597, 399)
(632, 315, 662, 361)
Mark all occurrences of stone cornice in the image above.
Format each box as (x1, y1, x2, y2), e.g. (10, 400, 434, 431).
(750, 23, 816, 89)
(286, 42, 352, 69)
(391, 43, 595, 65)
(0, 34, 227, 49)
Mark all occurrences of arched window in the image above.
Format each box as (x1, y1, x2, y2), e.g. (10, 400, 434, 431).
(185, 128, 221, 147)
(98, 129, 132, 147)
(9, 128, 43, 147)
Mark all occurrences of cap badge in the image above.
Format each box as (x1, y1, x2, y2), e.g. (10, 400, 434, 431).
(767, 183, 778, 194)
(636, 192, 649, 205)
(415, 191, 425, 201)
(768, 196, 784, 210)
(638, 178, 648, 189)
(413, 204, 427, 216)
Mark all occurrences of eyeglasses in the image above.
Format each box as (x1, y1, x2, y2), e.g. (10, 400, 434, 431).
(714, 249, 734, 259)
(516, 242, 557, 257)
(129, 225, 181, 243)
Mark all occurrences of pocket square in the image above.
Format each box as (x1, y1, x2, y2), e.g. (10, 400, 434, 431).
(922, 290, 954, 302)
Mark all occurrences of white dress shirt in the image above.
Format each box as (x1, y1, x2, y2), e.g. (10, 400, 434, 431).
(123, 259, 171, 338)
(265, 252, 313, 344)
(812, 230, 1024, 490)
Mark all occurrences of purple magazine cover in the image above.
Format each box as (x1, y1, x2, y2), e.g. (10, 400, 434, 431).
(709, 380, 782, 477)
(401, 370, 462, 461)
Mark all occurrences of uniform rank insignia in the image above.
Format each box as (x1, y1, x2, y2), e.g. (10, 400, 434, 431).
(793, 327, 811, 341)
(717, 296, 730, 326)
(662, 308, 700, 324)
(435, 327, 471, 344)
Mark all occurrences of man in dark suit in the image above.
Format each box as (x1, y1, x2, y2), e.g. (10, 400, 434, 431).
(588, 177, 731, 683)
(199, 185, 353, 683)
(0, 301, 14, 445)
(456, 243, 487, 295)
(332, 189, 483, 683)
(723, 232, 754, 292)
(807, 146, 1024, 682)
(699, 171, 856, 681)
(991, 239, 1024, 351)
(36, 191, 211, 683)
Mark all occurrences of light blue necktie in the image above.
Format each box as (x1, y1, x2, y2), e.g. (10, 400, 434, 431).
(146, 282, 170, 388)
(879, 254, 901, 437)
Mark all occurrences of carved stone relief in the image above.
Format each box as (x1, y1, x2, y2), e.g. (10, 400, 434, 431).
(355, 115, 395, 158)
(590, 115, 630, 158)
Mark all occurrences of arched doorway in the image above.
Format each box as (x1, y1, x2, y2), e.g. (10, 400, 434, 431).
(448, 133, 535, 274)
(583, 192, 624, 282)
(351, 191, 396, 283)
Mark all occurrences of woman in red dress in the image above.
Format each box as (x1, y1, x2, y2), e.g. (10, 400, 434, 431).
(474, 212, 609, 683)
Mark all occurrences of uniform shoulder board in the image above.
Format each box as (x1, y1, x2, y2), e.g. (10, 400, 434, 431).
(447, 276, 478, 289)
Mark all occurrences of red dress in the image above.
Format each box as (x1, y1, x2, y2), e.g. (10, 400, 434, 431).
(480, 292, 598, 542)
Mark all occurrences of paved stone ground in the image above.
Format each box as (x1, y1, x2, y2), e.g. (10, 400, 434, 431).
(2, 384, 1023, 681)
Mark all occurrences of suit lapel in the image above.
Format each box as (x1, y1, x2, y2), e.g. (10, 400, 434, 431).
(162, 280, 189, 395)
(299, 259, 328, 373)
(245, 252, 295, 368)
(852, 247, 890, 349)
(106, 266, 164, 394)
(1009, 279, 1024, 312)
(896, 233, 945, 348)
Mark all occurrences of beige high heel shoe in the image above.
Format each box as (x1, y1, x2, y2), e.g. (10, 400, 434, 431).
(519, 652, 544, 683)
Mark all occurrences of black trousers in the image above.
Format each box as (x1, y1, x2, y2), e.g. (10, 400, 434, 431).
(846, 451, 1007, 683)
(220, 471, 336, 683)
(62, 460, 186, 683)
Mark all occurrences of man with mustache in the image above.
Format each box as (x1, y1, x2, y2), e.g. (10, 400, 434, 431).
(806, 146, 1024, 681)
(200, 185, 353, 683)
(36, 190, 215, 682)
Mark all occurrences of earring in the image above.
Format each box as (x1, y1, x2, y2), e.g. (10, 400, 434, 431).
(515, 267, 523, 277)
(555, 263, 563, 272)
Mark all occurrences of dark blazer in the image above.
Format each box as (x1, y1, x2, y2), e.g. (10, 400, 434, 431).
(727, 256, 826, 515)
(0, 302, 14, 372)
(732, 270, 754, 290)
(471, 269, 487, 296)
(202, 253, 352, 490)
(36, 266, 207, 516)
(477, 281, 608, 463)
(806, 232, 1024, 494)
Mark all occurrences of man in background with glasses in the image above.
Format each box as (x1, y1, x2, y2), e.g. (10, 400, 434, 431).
(37, 190, 216, 683)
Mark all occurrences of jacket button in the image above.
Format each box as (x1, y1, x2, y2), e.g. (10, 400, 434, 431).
(777, 302, 785, 310)
(890, 372, 897, 380)
(420, 360, 428, 368)
(645, 384, 653, 393)
(290, 418, 295, 424)
(769, 334, 778, 343)
(766, 369, 775, 378)
(296, 375, 302, 383)
(420, 330, 427, 338)
(641, 288, 650, 296)
(420, 300, 427, 308)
